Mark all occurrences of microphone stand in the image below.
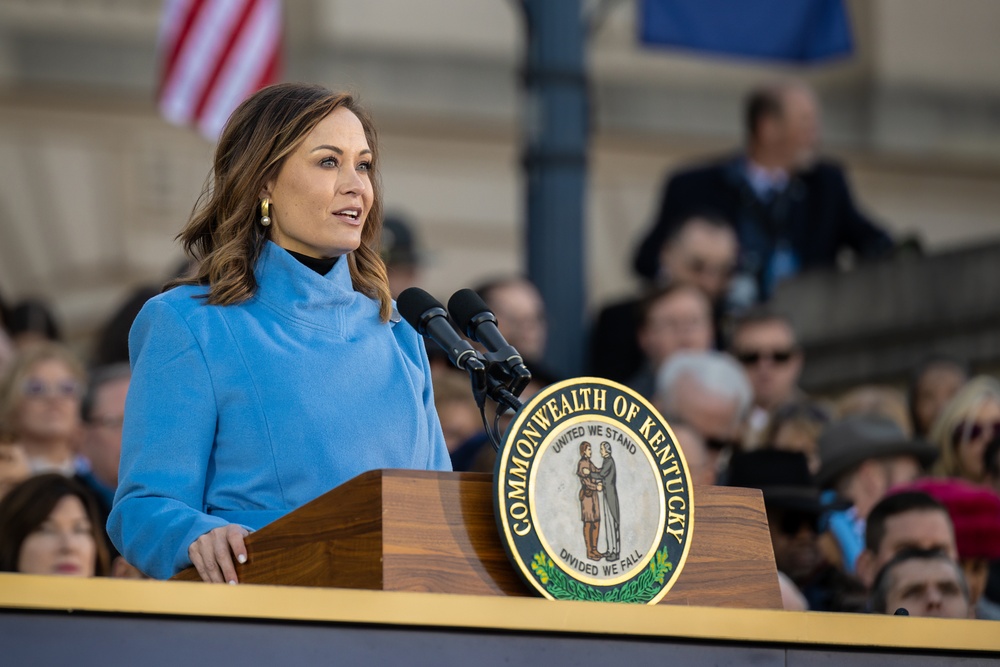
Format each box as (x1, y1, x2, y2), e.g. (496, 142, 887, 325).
(465, 357, 489, 412)
(478, 364, 524, 453)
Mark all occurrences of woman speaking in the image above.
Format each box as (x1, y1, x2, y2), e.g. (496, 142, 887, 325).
(109, 83, 450, 582)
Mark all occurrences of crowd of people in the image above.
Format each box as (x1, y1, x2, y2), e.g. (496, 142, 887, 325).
(0, 79, 998, 622)
(432, 79, 1000, 620)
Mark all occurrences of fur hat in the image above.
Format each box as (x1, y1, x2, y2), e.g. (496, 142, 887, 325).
(899, 478, 1000, 560)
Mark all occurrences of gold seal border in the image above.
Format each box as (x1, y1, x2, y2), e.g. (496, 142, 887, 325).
(496, 376, 695, 604)
(528, 413, 667, 587)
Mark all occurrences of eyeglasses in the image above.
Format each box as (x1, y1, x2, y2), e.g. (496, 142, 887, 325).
(20, 378, 82, 400)
(736, 348, 798, 366)
(950, 420, 1000, 447)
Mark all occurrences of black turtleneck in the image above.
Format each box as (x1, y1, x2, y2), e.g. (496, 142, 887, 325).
(285, 249, 338, 275)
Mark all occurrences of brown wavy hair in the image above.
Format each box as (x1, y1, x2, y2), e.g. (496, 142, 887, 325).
(0, 473, 111, 576)
(929, 375, 1000, 480)
(168, 82, 391, 321)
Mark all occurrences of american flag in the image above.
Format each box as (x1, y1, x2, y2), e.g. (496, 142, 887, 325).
(157, 0, 282, 140)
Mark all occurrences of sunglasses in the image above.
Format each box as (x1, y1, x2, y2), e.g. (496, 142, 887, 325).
(20, 378, 82, 400)
(736, 348, 798, 366)
(951, 420, 1000, 447)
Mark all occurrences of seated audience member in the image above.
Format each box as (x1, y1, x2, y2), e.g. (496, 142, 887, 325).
(654, 351, 753, 482)
(5, 298, 62, 351)
(908, 354, 969, 439)
(633, 79, 893, 305)
(837, 385, 913, 437)
(928, 376, 1000, 484)
(588, 214, 737, 383)
(628, 284, 714, 399)
(667, 420, 715, 488)
(0, 342, 86, 475)
(380, 214, 423, 299)
(0, 441, 30, 500)
(899, 478, 1000, 619)
(0, 473, 110, 577)
(855, 491, 957, 590)
(77, 363, 131, 560)
(728, 449, 859, 611)
(870, 547, 971, 619)
(761, 400, 833, 474)
(653, 213, 739, 303)
(729, 308, 804, 446)
(814, 415, 938, 574)
(475, 276, 548, 368)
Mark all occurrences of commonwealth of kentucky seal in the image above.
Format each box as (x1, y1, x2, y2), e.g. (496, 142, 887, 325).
(494, 377, 693, 604)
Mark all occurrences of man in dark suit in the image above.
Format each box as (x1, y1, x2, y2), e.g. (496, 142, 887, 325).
(634, 80, 894, 305)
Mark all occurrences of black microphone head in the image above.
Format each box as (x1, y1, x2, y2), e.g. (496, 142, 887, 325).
(448, 288, 493, 335)
(893, 607, 909, 616)
(397, 287, 444, 331)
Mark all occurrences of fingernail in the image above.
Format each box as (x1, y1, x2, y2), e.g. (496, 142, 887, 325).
(228, 580, 237, 585)
(237, 554, 247, 564)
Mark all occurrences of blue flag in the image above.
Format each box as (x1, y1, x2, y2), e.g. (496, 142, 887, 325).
(639, 0, 853, 63)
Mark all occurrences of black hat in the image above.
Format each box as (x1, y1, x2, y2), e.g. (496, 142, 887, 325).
(728, 450, 848, 514)
(381, 215, 419, 267)
(815, 414, 938, 489)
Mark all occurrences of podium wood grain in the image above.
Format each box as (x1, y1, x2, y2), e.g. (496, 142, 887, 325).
(174, 470, 780, 609)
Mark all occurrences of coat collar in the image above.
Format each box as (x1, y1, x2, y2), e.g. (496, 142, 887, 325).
(252, 241, 381, 331)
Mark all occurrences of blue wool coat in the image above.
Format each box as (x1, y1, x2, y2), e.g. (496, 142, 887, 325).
(109, 242, 450, 579)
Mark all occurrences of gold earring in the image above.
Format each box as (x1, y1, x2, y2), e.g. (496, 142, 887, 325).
(260, 198, 271, 227)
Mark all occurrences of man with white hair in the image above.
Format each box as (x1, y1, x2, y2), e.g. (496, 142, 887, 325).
(653, 351, 754, 483)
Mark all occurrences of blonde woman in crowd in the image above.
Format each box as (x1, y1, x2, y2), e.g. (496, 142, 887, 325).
(0, 342, 86, 475)
(928, 375, 1000, 483)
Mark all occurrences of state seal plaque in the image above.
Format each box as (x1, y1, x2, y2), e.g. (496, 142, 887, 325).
(495, 377, 694, 604)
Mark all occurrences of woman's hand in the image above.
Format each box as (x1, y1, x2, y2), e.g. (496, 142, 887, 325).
(188, 524, 249, 583)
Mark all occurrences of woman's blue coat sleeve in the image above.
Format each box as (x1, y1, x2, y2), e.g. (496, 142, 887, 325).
(108, 298, 230, 579)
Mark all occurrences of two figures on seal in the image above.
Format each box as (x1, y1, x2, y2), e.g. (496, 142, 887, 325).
(577, 441, 620, 562)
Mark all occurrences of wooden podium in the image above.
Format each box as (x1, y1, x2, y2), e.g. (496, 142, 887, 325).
(175, 470, 781, 609)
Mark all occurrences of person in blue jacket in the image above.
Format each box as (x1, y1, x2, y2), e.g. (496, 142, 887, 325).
(108, 83, 451, 582)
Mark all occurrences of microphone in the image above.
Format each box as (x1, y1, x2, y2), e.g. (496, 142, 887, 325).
(447, 289, 532, 396)
(397, 288, 485, 375)
(397, 288, 516, 419)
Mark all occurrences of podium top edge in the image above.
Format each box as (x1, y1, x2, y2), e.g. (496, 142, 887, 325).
(0, 573, 997, 654)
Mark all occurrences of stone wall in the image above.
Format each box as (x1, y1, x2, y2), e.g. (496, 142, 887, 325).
(773, 242, 1000, 393)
